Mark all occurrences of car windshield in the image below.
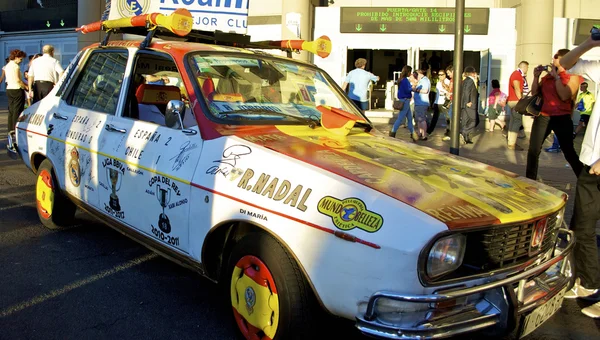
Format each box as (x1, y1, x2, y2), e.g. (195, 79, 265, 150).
(189, 54, 365, 124)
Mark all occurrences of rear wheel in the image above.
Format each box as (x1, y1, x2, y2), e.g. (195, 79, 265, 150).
(36, 159, 76, 229)
(227, 232, 316, 340)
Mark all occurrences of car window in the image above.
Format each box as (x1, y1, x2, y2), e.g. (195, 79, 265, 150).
(68, 51, 128, 115)
(56, 50, 84, 98)
(189, 54, 362, 125)
(125, 52, 196, 128)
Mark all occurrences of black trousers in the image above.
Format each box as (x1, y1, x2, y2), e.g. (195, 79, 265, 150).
(526, 114, 583, 180)
(460, 107, 477, 139)
(427, 103, 440, 134)
(570, 166, 600, 289)
(7, 89, 24, 133)
(32, 81, 54, 103)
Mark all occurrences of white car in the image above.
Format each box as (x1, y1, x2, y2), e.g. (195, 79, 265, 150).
(7, 36, 574, 340)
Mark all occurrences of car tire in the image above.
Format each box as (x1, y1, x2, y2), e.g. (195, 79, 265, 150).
(226, 232, 316, 340)
(36, 159, 76, 230)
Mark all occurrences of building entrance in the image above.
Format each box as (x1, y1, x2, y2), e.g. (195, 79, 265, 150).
(346, 48, 486, 111)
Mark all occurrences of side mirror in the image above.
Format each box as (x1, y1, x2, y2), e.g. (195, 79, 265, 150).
(165, 100, 185, 129)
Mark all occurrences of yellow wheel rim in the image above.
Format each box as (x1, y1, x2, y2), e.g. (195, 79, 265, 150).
(36, 169, 54, 219)
(230, 255, 279, 340)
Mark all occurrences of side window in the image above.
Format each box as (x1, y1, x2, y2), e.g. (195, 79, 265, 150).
(68, 51, 128, 115)
(126, 52, 196, 128)
(55, 50, 84, 98)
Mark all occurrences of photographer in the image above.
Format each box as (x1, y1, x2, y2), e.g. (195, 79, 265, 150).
(525, 49, 583, 180)
(559, 34, 600, 319)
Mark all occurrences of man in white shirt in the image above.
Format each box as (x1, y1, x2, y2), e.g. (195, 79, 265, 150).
(559, 36, 600, 318)
(28, 45, 64, 103)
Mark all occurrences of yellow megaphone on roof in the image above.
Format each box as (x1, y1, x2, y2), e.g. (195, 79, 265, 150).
(77, 8, 193, 37)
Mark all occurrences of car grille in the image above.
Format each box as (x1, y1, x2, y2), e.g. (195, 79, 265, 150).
(461, 212, 560, 272)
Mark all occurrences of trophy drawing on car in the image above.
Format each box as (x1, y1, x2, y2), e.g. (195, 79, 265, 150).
(106, 167, 122, 211)
(156, 184, 171, 233)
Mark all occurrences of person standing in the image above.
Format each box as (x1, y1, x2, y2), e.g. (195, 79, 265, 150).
(412, 63, 431, 140)
(526, 49, 583, 180)
(559, 36, 600, 319)
(28, 45, 64, 103)
(487, 79, 507, 132)
(5, 49, 27, 133)
(341, 58, 379, 113)
(460, 66, 478, 144)
(389, 65, 417, 141)
(442, 65, 454, 141)
(574, 81, 596, 138)
(427, 70, 451, 135)
(507, 61, 529, 150)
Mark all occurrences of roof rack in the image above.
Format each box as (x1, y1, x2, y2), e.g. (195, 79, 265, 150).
(77, 8, 332, 59)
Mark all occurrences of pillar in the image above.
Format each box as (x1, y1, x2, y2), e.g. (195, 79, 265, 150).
(516, 0, 554, 132)
(281, 0, 312, 62)
(77, 0, 104, 51)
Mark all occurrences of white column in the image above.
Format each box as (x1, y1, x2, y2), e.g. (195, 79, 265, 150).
(516, 0, 554, 132)
(281, 0, 311, 62)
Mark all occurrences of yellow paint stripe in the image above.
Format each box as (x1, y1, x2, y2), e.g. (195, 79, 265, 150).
(0, 253, 157, 318)
(47, 135, 191, 185)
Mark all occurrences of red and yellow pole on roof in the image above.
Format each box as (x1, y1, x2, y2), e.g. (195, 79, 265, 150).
(76, 8, 331, 58)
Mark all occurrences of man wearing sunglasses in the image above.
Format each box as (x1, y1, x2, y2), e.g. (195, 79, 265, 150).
(560, 36, 600, 319)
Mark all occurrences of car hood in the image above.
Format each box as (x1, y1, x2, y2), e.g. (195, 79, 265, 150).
(227, 125, 566, 230)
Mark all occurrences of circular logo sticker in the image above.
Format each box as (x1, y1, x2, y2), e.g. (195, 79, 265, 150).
(245, 286, 256, 315)
(117, 0, 150, 18)
(68, 148, 81, 187)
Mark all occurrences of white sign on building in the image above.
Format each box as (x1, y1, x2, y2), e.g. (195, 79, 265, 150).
(108, 0, 249, 34)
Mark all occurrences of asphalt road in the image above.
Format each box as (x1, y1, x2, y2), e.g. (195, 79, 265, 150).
(1, 108, 599, 340)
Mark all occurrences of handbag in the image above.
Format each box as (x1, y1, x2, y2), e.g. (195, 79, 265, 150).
(442, 97, 451, 109)
(393, 99, 405, 111)
(514, 93, 543, 117)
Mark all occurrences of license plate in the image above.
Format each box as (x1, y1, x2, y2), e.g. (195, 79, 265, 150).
(519, 287, 567, 338)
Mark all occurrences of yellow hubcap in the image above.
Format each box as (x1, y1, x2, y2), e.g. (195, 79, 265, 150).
(231, 255, 279, 340)
(36, 169, 54, 219)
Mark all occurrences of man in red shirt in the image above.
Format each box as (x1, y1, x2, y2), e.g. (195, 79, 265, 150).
(506, 61, 529, 150)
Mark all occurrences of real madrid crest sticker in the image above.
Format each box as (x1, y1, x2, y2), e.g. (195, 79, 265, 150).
(117, 0, 150, 17)
(68, 147, 81, 187)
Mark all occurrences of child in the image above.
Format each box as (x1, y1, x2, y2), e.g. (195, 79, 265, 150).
(487, 79, 507, 132)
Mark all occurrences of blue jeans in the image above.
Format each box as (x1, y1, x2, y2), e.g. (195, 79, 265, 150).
(351, 99, 369, 111)
(391, 99, 414, 134)
(551, 134, 560, 148)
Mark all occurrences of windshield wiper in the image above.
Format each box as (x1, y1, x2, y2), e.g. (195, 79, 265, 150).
(219, 109, 317, 127)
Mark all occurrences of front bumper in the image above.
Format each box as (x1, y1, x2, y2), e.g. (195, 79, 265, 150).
(6, 130, 19, 160)
(356, 228, 574, 339)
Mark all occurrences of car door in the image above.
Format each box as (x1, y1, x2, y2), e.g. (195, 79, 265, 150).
(95, 50, 202, 255)
(60, 49, 130, 212)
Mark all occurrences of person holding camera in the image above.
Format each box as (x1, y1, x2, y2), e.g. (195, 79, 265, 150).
(559, 33, 600, 319)
(525, 49, 583, 180)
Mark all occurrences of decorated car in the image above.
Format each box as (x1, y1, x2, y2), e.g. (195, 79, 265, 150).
(7, 7, 574, 340)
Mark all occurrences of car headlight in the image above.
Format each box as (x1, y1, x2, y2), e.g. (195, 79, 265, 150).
(427, 234, 466, 279)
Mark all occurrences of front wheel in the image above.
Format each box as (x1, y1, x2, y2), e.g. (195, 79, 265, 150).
(227, 232, 316, 340)
(36, 159, 76, 229)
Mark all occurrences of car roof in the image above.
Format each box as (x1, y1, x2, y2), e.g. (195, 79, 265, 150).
(92, 40, 316, 67)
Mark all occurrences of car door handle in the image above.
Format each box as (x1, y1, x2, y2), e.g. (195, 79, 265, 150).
(105, 124, 127, 133)
(53, 112, 68, 120)
(182, 129, 197, 136)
